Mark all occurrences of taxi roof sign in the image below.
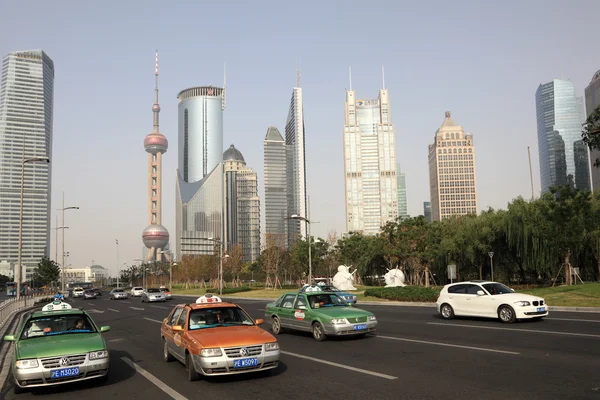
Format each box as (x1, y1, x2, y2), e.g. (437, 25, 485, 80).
(196, 294, 222, 304)
(42, 300, 72, 312)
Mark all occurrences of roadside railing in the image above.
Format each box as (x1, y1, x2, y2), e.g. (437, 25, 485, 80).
(0, 295, 54, 328)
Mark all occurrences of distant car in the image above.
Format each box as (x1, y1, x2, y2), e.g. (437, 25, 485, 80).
(2, 299, 110, 394)
(109, 289, 128, 300)
(91, 288, 102, 296)
(436, 280, 549, 323)
(83, 290, 97, 299)
(131, 287, 144, 297)
(299, 284, 357, 305)
(142, 288, 166, 303)
(159, 287, 172, 300)
(72, 287, 85, 298)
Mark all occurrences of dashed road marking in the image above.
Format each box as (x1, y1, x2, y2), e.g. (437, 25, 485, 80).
(427, 322, 600, 339)
(144, 317, 163, 323)
(107, 308, 120, 312)
(377, 334, 520, 355)
(121, 357, 187, 400)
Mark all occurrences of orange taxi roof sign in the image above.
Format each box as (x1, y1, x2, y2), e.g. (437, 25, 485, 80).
(196, 294, 222, 304)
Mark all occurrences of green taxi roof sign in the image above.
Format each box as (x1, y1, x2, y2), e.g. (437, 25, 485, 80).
(41, 301, 72, 312)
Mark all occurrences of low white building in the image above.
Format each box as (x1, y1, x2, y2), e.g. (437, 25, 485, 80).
(0, 260, 27, 281)
(64, 265, 109, 284)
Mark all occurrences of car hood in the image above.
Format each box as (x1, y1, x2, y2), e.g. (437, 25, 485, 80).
(16, 333, 106, 359)
(188, 325, 275, 348)
(311, 306, 372, 318)
(494, 293, 544, 302)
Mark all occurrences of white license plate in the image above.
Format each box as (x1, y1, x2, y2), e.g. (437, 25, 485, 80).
(354, 324, 367, 330)
(537, 307, 545, 312)
(233, 358, 259, 368)
(50, 367, 79, 379)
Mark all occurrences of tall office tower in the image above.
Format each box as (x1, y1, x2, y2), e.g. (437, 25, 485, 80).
(175, 78, 227, 259)
(224, 145, 260, 262)
(343, 83, 398, 235)
(285, 76, 308, 246)
(263, 126, 288, 247)
(142, 52, 169, 263)
(423, 202, 432, 223)
(585, 71, 600, 191)
(0, 50, 54, 280)
(536, 79, 590, 192)
(396, 164, 408, 220)
(428, 112, 478, 221)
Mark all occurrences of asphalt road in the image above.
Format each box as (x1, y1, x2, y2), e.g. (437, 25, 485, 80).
(2, 295, 600, 399)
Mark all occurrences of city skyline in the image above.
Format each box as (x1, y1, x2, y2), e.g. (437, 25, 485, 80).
(1, 2, 598, 273)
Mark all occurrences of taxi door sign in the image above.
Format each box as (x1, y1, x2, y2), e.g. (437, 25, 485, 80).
(294, 310, 305, 320)
(174, 333, 182, 346)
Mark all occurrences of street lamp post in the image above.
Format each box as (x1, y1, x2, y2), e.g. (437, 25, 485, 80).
(489, 252, 495, 281)
(286, 195, 316, 285)
(159, 250, 177, 292)
(16, 154, 50, 300)
(198, 238, 224, 295)
(60, 192, 79, 293)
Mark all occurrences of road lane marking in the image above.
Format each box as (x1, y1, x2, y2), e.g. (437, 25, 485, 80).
(87, 302, 95, 306)
(144, 317, 163, 323)
(376, 335, 520, 355)
(87, 309, 105, 314)
(546, 317, 600, 323)
(108, 338, 124, 342)
(427, 322, 600, 339)
(107, 308, 120, 312)
(130, 307, 145, 311)
(121, 357, 186, 400)
(150, 305, 169, 309)
(281, 350, 397, 380)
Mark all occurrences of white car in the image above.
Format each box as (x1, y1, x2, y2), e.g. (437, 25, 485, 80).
(436, 280, 548, 323)
(141, 288, 166, 303)
(131, 286, 144, 297)
(110, 288, 129, 300)
(72, 287, 85, 298)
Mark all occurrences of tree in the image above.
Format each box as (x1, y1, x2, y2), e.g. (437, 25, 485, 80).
(581, 104, 600, 168)
(225, 245, 244, 285)
(32, 258, 60, 286)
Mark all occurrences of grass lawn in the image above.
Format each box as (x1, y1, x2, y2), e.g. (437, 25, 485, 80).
(516, 283, 600, 308)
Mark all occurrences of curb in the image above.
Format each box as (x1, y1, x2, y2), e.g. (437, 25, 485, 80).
(173, 294, 600, 313)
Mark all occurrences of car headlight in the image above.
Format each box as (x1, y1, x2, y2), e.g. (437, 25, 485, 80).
(200, 348, 222, 357)
(368, 315, 377, 321)
(514, 301, 531, 307)
(330, 318, 348, 324)
(265, 342, 279, 351)
(89, 350, 109, 360)
(16, 359, 39, 369)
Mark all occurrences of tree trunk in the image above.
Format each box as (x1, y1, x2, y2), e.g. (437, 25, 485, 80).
(598, 259, 600, 282)
(425, 265, 430, 288)
(479, 263, 483, 280)
(564, 250, 571, 286)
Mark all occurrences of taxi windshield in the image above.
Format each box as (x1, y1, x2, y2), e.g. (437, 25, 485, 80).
(20, 314, 96, 339)
(188, 307, 254, 330)
(308, 293, 348, 308)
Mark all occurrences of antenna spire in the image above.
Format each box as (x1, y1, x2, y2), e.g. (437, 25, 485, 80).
(153, 50, 160, 132)
(222, 62, 227, 110)
(382, 64, 385, 89)
(349, 66, 352, 91)
(296, 58, 301, 88)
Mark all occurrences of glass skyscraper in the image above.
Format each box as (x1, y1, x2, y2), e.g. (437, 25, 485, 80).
(536, 79, 590, 192)
(263, 126, 288, 247)
(0, 50, 54, 279)
(396, 164, 408, 220)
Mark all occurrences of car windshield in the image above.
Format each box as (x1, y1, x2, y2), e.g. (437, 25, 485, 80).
(308, 293, 348, 308)
(113, 289, 124, 293)
(147, 288, 160, 293)
(160, 288, 169, 292)
(482, 283, 513, 295)
(188, 307, 254, 330)
(20, 314, 97, 339)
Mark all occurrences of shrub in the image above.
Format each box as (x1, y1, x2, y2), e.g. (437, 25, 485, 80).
(363, 286, 440, 302)
(281, 284, 300, 289)
(206, 286, 253, 294)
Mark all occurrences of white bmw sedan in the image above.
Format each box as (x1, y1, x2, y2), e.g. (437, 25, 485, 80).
(436, 281, 548, 323)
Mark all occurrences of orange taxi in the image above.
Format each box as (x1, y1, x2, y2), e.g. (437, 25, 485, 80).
(160, 294, 280, 380)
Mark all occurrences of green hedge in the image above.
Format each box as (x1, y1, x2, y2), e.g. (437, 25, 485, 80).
(206, 286, 253, 294)
(363, 286, 439, 302)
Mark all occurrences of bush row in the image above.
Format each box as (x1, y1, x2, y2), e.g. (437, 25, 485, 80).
(363, 286, 440, 302)
(206, 286, 253, 294)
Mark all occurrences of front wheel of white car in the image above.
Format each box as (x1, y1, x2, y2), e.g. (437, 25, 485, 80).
(498, 305, 516, 323)
(440, 303, 455, 320)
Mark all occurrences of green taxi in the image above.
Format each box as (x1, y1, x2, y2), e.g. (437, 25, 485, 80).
(264, 291, 377, 341)
(3, 300, 111, 394)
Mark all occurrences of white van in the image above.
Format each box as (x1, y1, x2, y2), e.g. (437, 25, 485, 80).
(131, 287, 144, 297)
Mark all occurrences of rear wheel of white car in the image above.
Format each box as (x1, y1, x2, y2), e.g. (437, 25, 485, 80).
(498, 305, 516, 323)
(440, 303, 455, 320)
(312, 321, 327, 342)
(186, 353, 200, 381)
(163, 339, 174, 362)
(271, 316, 283, 335)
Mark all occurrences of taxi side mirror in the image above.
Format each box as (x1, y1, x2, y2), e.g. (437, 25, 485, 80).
(255, 318, 264, 325)
(172, 325, 183, 332)
(298, 305, 307, 310)
(3, 335, 15, 342)
(100, 326, 110, 333)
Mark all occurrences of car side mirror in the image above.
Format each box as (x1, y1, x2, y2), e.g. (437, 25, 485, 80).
(100, 326, 110, 333)
(298, 305, 307, 310)
(511, 289, 515, 292)
(255, 318, 264, 325)
(3, 335, 15, 342)
(172, 325, 183, 332)
(476, 290, 485, 296)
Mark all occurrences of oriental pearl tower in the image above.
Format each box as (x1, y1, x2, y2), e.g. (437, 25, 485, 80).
(142, 51, 169, 263)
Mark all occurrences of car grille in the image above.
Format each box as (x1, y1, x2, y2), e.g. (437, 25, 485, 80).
(223, 345, 263, 358)
(532, 300, 544, 306)
(41, 354, 86, 369)
(346, 316, 367, 323)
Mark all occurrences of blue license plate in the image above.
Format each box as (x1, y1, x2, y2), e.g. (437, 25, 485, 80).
(354, 324, 367, 330)
(50, 367, 79, 379)
(233, 358, 259, 368)
(537, 307, 545, 312)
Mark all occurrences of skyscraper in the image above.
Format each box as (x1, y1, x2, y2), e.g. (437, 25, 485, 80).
(263, 126, 288, 247)
(585, 71, 600, 191)
(142, 51, 169, 263)
(396, 164, 408, 220)
(423, 202, 432, 223)
(428, 112, 478, 221)
(224, 145, 260, 262)
(536, 79, 590, 192)
(0, 50, 54, 279)
(175, 81, 226, 259)
(285, 79, 307, 245)
(343, 84, 398, 235)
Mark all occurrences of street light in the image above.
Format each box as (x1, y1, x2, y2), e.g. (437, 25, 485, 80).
(489, 252, 495, 281)
(59, 192, 79, 293)
(17, 155, 50, 300)
(285, 195, 317, 285)
(199, 238, 224, 295)
(159, 250, 177, 291)
(133, 258, 143, 287)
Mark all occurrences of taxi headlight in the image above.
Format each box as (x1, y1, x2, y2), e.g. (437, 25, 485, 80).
(330, 318, 348, 324)
(200, 348, 222, 357)
(89, 350, 109, 360)
(368, 315, 377, 321)
(16, 359, 39, 369)
(514, 301, 531, 307)
(265, 342, 279, 351)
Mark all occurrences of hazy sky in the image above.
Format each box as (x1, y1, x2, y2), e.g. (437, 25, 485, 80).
(1, 0, 599, 276)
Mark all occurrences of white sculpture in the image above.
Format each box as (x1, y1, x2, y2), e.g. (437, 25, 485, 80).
(332, 265, 357, 291)
(384, 268, 406, 287)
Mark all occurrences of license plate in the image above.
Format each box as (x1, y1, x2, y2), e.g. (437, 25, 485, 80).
(233, 358, 259, 368)
(354, 324, 367, 330)
(537, 307, 545, 312)
(50, 367, 79, 379)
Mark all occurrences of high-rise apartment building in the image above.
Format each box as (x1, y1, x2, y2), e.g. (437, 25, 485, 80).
(428, 112, 478, 221)
(263, 126, 287, 247)
(585, 71, 600, 191)
(224, 145, 260, 262)
(0, 50, 54, 279)
(396, 164, 408, 220)
(343, 87, 398, 235)
(536, 79, 590, 192)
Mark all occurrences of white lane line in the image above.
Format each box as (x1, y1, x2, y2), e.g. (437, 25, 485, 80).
(377, 335, 520, 355)
(546, 317, 600, 323)
(108, 338, 124, 342)
(130, 307, 145, 311)
(150, 305, 169, 309)
(427, 322, 600, 339)
(144, 317, 163, 323)
(281, 350, 397, 380)
(87, 302, 95, 306)
(107, 308, 120, 313)
(121, 357, 186, 400)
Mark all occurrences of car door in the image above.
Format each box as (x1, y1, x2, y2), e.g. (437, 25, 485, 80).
(173, 308, 189, 360)
(276, 294, 298, 329)
(291, 294, 310, 331)
(446, 284, 470, 315)
(164, 307, 184, 360)
(463, 284, 490, 316)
